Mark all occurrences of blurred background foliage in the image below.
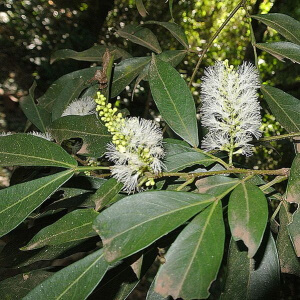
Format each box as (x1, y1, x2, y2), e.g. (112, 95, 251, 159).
(0, 0, 300, 168)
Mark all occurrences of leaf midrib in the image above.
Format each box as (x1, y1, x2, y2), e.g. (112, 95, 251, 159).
(254, 16, 300, 44)
(0, 170, 73, 216)
(175, 201, 218, 296)
(151, 59, 196, 146)
(103, 196, 215, 244)
(262, 85, 300, 131)
(56, 252, 104, 300)
(118, 30, 161, 53)
(0, 151, 76, 168)
(27, 220, 95, 249)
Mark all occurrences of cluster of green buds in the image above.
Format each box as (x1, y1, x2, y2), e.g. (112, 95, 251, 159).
(94, 92, 164, 193)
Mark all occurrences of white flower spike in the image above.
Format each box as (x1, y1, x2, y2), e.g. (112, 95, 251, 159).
(62, 96, 96, 117)
(200, 61, 261, 164)
(28, 131, 53, 141)
(94, 92, 165, 193)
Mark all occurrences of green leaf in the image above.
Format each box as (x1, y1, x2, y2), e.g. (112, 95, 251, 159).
(154, 201, 224, 300)
(144, 21, 188, 49)
(0, 134, 77, 168)
(50, 45, 131, 64)
(117, 24, 161, 53)
(91, 178, 123, 211)
(261, 85, 300, 133)
(0, 270, 52, 300)
(149, 56, 198, 147)
(251, 13, 300, 45)
(277, 202, 300, 275)
(228, 182, 268, 258)
(286, 153, 300, 203)
(221, 234, 280, 300)
(255, 41, 300, 64)
(131, 50, 187, 97)
(196, 175, 240, 196)
(23, 249, 109, 300)
(111, 56, 151, 98)
(45, 187, 94, 211)
(0, 169, 74, 238)
(22, 209, 99, 250)
(0, 230, 97, 268)
(164, 142, 215, 172)
(288, 210, 300, 257)
(38, 67, 99, 115)
(49, 114, 111, 157)
(136, 0, 148, 17)
(147, 278, 171, 300)
(93, 191, 215, 263)
(20, 82, 51, 132)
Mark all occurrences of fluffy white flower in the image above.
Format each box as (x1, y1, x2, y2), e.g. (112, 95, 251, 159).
(28, 131, 53, 141)
(200, 61, 261, 157)
(94, 92, 165, 193)
(62, 96, 96, 117)
(0, 131, 12, 136)
(106, 117, 165, 193)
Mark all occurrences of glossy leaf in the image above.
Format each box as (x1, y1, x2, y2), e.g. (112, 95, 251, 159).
(136, 0, 148, 17)
(256, 41, 300, 64)
(117, 24, 161, 53)
(147, 277, 171, 300)
(221, 234, 280, 300)
(262, 85, 300, 132)
(144, 21, 188, 49)
(23, 249, 109, 300)
(22, 209, 99, 250)
(277, 203, 300, 275)
(0, 270, 52, 300)
(251, 13, 300, 45)
(196, 175, 240, 196)
(286, 153, 300, 204)
(50, 45, 131, 64)
(93, 191, 215, 263)
(228, 182, 268, 258)
(154, 201, 224, 300)
(50, 114, 111, 157)
(91, 178, 123, 211)
(149, 56, 199, 147)
(111, 56, 151, 98)
(38, 67, 99, 115)
(0, 169, 74, 238)
(45, 187, 94, 211)
(164, 142, 215, 172)
(132, 51, 187, 99)
(20, 82, 51, 132)
(0, 134, 77, 168)
(136, 50, 187, 84)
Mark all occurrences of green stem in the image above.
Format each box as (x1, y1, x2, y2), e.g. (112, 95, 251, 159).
(260, 175, 288, 192)
(176, 178, 195, 191)
(193, 147, 230, 169)
(188, 0, 244, 87)
(256, 132, 300, 143)
(270, 201, 282, 223)
(154, 167, 289, 179)
(75, 166, 111, 172)
(243, 0, 259, 70)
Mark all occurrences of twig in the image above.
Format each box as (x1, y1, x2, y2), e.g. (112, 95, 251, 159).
(188, 0, 244, 87)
